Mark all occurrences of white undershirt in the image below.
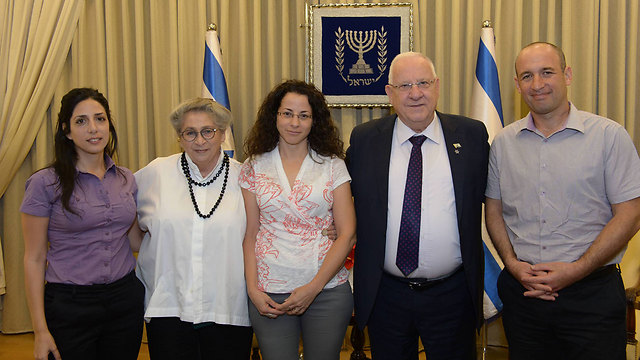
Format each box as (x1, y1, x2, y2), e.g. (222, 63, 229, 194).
(384, 114, 462, 278)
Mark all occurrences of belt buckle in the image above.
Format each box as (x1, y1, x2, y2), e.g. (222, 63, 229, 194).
(408, 281, 423, 291)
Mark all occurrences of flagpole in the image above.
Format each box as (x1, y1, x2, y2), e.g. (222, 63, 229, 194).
(470, 19, 507, 360)
(203, 22, 236, 157)
(304, 1, 310, 83)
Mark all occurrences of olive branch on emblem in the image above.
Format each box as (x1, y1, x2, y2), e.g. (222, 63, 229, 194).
(334, 27, 347, 82)
(375, 26, 388, 82)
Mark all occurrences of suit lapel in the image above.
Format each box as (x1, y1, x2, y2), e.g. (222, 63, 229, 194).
(373, 115, 396, 205)
(439, 112, 465, 225)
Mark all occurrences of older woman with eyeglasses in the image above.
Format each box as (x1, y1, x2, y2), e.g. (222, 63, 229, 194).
(129, 98, 252, 360)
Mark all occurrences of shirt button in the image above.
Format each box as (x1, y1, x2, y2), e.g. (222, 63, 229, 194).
(542, 246, 547, 250)
(105, 204, 111, 208)
(542, 219, 547, 224)
(103, 263, 108, 267)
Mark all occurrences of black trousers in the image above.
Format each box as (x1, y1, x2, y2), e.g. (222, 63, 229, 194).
(145, 317, 253, 360)
(367, 269, 476, 360)
(44, 271, 145, 360)
(498, 265, 626, 360)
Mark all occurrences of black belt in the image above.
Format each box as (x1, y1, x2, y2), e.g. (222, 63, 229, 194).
(385, 266, 463, 291)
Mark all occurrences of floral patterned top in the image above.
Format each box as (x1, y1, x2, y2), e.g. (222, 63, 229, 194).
(239, 146, 351, 293)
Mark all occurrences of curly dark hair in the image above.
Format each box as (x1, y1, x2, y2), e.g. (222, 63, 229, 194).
(244, 80, 344, 159)
(52, 88, 119, 215)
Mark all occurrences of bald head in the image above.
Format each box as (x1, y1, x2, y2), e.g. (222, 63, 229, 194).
(515, 42, 566, 76)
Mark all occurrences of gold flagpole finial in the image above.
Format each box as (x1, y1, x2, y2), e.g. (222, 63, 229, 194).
(208, 23, 217, 31)
(482, 20, 492, 28)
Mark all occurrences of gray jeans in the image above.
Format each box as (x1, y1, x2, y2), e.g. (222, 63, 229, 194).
(249, 281, 353, 360)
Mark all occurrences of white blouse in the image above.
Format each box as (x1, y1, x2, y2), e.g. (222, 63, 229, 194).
(239, 147, 351, 294)
(135, 152, 250, 326)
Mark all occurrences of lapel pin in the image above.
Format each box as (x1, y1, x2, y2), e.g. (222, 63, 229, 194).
(453, 143, 461, 154)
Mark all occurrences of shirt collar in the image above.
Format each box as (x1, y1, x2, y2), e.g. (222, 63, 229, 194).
(395, 112, 442, 145)
(564, 103, 585, 133)
(104, 154, 116, 171)
(75, 154, 117, 175)
(184, 148, 224, 181)
(519, 102, 584, 136)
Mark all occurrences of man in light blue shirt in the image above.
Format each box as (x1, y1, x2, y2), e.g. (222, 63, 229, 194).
(485, 42, 640, 360)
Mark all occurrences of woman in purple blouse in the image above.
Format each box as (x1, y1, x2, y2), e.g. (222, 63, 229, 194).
(21, 88, 144, 360)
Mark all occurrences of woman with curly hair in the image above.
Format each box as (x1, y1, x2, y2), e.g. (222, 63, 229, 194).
(240, 80, 356, 360)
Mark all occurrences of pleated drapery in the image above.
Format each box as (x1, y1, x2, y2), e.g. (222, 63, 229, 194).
(0, 0, 83, 331)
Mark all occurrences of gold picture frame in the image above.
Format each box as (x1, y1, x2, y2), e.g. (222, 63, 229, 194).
(308, 2, 413, 107)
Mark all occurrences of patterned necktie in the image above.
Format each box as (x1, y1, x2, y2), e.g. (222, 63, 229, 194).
(396, 135, 427, 276)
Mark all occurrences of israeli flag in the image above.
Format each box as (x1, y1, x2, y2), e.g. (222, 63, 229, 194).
(470, 22, 504, 320)
(203, 25, 235, 158)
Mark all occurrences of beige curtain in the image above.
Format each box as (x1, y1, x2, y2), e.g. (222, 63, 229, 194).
(1, 0, 638, 334)
(0, 0, 83, 332)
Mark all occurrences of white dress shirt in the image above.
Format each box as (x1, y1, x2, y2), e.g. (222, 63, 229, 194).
(135, 152, 250, 326)
(384, 114, 462, 278)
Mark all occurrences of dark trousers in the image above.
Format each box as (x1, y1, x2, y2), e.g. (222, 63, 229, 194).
(498, 266, 626, 360)
(367, 269, 476, 360)
(44, 271, 145, 360)
(145, 317, 253, 360)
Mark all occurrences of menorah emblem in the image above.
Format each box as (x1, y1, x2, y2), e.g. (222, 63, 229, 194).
(346, 30, 377, 74)
(334, 26, 387, 86)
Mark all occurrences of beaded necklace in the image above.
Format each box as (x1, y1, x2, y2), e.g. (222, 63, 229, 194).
(180, 152, 229, 219)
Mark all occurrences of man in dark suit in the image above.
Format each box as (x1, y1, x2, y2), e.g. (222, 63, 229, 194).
(346, 52, 489, 360)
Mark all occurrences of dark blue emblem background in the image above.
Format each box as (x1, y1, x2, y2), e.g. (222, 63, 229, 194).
(321, 16, 401, 96)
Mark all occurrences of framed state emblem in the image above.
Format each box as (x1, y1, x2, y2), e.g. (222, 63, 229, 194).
(308, 2, 413, 107)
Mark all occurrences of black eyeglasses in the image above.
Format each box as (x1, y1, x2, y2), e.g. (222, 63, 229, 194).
(180, 128, 218, 142)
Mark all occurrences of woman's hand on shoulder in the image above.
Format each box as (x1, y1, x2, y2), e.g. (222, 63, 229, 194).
(248, 288, 285, 319)
(278, 282, 322, 316)
(33, 331, 61, 360)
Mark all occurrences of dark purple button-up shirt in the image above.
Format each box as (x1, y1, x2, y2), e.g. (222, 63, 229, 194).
(21, 156, 137, 285)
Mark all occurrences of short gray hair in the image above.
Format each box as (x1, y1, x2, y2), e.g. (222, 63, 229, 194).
(169, 97, 232, 133)
(388, 52, 437, 84)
